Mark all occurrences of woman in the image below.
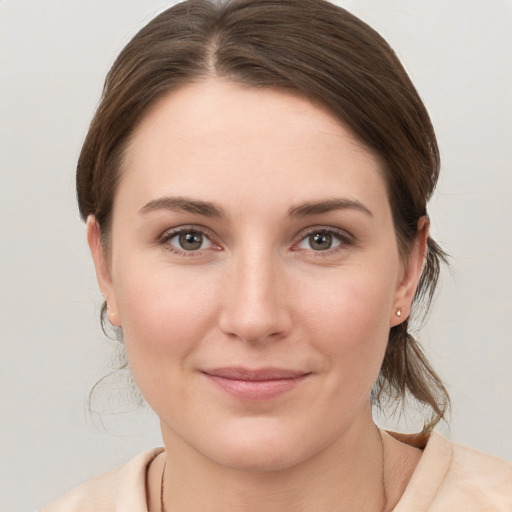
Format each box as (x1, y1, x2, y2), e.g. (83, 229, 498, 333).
(41, 0, 512, 510)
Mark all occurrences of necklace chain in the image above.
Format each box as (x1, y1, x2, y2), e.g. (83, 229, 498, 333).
(160, 460, 166, 512)
(379, 428, 389, 512)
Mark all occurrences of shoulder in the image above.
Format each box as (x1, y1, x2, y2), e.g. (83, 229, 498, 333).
(39, 447, 163, 512)
(39, 468, 118, 512)
(393, 431, 512, 511)
(437, 440, 512, 510)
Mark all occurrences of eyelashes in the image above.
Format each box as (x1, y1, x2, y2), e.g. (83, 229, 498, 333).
(158, 226, 220, 257)
(158, 225, 355, 258)
(293, 227, 353, 253)
(166, 230, 212, 251)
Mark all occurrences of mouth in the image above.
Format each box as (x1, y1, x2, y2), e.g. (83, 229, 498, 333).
(201, 367, 311, 400)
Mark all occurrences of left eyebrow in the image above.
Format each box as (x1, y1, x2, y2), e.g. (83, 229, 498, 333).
(288, 198, 373, 218)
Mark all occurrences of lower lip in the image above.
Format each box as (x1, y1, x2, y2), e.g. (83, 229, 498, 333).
(204, 374, 309, 400)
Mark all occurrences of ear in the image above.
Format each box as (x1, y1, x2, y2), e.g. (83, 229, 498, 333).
(86, 215, 121, 327)
(390, 216, 429, 327)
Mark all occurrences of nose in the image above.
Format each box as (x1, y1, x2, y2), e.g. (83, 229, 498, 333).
(218, 250, 293, 344)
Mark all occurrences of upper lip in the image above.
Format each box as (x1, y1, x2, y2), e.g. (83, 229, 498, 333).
(201, 367, 310, 381)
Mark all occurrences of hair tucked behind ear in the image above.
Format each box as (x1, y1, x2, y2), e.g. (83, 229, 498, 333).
(374, 237, 450, 430)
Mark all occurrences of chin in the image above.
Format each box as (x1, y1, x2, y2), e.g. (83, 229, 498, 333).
(212, 443, 306, 473)
(194, 418, 330, 473)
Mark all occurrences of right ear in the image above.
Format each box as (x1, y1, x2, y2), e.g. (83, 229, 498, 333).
(86, 215, 121, 326)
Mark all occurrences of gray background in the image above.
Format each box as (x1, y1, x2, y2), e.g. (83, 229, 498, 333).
(1, 1, 511, 510)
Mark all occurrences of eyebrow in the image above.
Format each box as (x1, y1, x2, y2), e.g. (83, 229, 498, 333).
(138, 197, 227, 218)
(288, 198, 373, 218)
(138, 196, 372, 219)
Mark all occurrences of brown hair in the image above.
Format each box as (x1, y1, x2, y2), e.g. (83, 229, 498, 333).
(78, 0, 449, 429)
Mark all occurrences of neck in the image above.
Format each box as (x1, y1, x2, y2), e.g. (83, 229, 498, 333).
(159, 412, 389, 512)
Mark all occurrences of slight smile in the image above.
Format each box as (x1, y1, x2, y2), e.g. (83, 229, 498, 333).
(201, 367, 312, 401)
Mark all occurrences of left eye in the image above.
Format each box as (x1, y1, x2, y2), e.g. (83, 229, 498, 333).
(167, 230, 212, 251)
(297, 231, 343, 251)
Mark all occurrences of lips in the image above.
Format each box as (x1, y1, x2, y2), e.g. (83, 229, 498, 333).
(201, 367, 310, 400)
(203, 367, 308, 381)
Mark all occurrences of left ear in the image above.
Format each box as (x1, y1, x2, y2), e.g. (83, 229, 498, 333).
(390, 216, 429, 326)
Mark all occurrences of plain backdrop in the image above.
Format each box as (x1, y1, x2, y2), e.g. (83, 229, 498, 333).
(1, 1, 511, 510)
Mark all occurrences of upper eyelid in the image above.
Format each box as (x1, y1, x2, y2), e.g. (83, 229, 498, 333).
(291, 226, 356, 255)
(294, 225, 353, 241)
(159, 224, 216, 240)
(159, 225, 219, 252)
(158, 226, 220, 257)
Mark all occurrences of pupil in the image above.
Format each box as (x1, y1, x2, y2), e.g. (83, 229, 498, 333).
(179, 232, 202, 250)
(310, 233, 332, 250)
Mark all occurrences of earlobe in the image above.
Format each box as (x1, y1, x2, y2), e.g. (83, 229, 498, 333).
(86, 215, 121, 327)
(390, 217, 429, 327)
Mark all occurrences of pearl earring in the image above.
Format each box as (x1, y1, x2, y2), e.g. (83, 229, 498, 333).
(395, 307, 402, 317)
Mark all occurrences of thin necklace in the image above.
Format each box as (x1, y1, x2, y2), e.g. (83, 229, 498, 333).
(159, 431, 388, 512)
(379, 428, 389, 512)
(160, 460, 166, 512)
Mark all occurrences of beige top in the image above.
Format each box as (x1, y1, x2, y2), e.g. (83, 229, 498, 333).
(40, 432, 512, 511)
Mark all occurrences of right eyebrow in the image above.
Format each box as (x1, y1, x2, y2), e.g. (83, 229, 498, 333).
(138, 196, 227, 218)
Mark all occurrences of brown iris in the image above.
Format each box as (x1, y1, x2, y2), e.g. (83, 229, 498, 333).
(309, 232, 333, 251)
(179, 232, 203, 250)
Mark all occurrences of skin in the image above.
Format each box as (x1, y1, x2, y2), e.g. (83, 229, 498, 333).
(88, 79, 426, 511)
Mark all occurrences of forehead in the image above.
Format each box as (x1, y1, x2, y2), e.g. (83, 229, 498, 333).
(118, 79, 389, 217)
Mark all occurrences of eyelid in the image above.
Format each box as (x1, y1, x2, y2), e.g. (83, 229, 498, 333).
(292, 225, 355, 253)
(158, 225, 222, 256)
(156, 224, 354, 257)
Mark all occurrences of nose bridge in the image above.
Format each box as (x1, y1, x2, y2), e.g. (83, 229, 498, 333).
(219, 241, 291, 343)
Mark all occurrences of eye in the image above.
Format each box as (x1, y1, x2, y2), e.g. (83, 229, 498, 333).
(295, 228, 350, 252)
(165, 229, 213, 252)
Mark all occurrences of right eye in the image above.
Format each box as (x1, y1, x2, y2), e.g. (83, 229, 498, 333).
(161, 228, 216, 255)
(297, 231, 343, 251)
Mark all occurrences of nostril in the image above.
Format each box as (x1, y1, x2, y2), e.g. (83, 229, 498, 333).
(217, 257, 293, 343)
(218, 302, 292, 344)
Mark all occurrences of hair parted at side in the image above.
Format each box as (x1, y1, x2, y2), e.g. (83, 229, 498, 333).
(78, 0, 449, 429)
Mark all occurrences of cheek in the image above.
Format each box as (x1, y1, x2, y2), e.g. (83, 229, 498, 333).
(113, 262, 220, 387)
(300, 267, 396, 378)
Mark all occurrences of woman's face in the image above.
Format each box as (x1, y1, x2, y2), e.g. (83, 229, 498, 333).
(89, 79, 424, 471)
